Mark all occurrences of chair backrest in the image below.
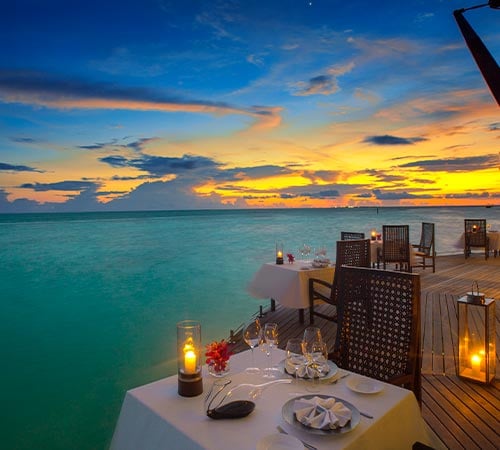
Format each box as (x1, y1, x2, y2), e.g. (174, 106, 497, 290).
(417, 222, 435, 256)
(329, 239, 371, 303)
(333, 265, 421, 402)
(464, 219, 487, 246)
(382, 224, 410, 264)
(336, 239, 371, 267)
(340, 231, 365, 240)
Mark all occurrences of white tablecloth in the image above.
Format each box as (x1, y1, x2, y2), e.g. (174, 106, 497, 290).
(370, 241, 381, 265)
(110, 350, 445, 450)
(456, 231, 499, 253)
(247, 262, 335, 309)
(488, 231, 500, 251)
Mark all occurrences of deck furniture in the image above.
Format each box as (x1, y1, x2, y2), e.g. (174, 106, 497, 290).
(412, 222, 436, 273)
(247, 262, 334, 323)
(381, 224, 411, 272)
(488, 230, 499, 257)
(464, 219, 489, 259)
(308, 239, 371, 324)
(340, 231, 365, 240)
(331, 265, 422, 403)
(110, 348, 444, 450)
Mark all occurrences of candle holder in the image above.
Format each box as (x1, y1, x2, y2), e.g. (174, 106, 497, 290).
(371, 229, 377, 241)
(177, 320, 203, 397)
(457, 294, 495, 384)
(276, 242, 284, 265)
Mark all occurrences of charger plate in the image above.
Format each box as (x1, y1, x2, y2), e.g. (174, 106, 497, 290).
(282, 394, 360, 435)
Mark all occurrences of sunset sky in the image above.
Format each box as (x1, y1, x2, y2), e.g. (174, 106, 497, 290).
(1, 0, 499, 213)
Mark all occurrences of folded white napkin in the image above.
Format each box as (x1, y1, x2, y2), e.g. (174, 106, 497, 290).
(285, 359, 329, 378)
(311, 257, 330, 268)
(294, 396, 352, 430)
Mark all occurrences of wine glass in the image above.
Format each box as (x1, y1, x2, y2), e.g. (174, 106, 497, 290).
(285, 338, 304, 386)
(302, 327, 323, 391)
(243, 319, 262, 374)
(263, 322, 278, 378)
(299, 243, 311, 262)
(309, 341, 328, 391)
(315, 245, 327, 257)
(302, 326, 323, 350)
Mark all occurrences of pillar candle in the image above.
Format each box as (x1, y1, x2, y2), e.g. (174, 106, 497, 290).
(184, 349, 197, 374)
(471, 354, 481, 376)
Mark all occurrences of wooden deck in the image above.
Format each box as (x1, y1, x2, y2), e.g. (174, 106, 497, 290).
(228, 254, 500, 450)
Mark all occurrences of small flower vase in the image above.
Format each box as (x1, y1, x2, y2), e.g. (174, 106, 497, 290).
(208, 361, 230, 377)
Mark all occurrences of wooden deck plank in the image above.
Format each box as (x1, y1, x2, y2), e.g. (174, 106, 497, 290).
(422, 376, 475, 450)
(434, 376, 499, 449)
(421, 292, 433, 373)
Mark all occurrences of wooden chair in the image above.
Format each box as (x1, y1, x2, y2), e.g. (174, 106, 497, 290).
(331, 265, 422, 404)
(308, 239, 371, 324)
(340, 231, 365, 240)
(464, 219, 489, 259)
(381, 224, 411, 272)
(412, 222, 436, 273)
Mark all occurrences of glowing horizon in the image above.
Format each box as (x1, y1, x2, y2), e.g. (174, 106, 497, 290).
(0, 1, 498, 212)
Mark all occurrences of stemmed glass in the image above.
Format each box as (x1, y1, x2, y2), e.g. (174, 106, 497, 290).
(301, 326, 324, 392)
(299, 244, 311, 262)
(285, 338, 304, 386)
(315, 245, 327, 257)
(243, 319, 262, 374)
(262, 322, 278, 378)
(302, 326, 323, 349)
(309, 341, 328, 391)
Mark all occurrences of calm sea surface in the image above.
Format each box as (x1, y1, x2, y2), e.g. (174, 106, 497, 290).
(1, 206, 498, 449)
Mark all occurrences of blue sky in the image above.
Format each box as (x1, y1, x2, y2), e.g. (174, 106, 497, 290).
(0, 0, 499, 212)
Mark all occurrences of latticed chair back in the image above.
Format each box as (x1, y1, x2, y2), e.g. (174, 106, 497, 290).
(412, 222, 436, 273)
(382, 224, 411, 272)
(464, 219, 489, 259)
(340, 231, 365, 240)
(332, 265, 422, 403)
(308, 239, 371, 324)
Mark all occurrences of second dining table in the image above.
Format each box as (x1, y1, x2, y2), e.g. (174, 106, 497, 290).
(247, 261, 335, 322)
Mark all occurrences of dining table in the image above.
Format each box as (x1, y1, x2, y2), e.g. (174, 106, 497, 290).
(246, 261, 335, 322)
(369, 240, 382, 266)
(110, 348, 445, 450)
(456, 230, 499, 257)
(487, 230, 499, 257)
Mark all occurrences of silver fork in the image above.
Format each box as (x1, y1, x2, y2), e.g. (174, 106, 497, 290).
(276, 425, 317, 450)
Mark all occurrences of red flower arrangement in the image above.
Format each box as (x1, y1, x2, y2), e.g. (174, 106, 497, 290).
(205, 339, 232, 373)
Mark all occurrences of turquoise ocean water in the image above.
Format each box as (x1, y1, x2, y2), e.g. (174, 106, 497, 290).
(1, 206, 498, 450)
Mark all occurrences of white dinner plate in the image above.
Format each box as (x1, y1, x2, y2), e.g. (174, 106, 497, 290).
(346, 375, 384, 394)
(282, 394, 360, 435)
(256, 433, 303, 450)
(278, 359, 338, 381)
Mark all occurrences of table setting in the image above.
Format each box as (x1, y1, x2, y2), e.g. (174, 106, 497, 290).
(110, 323, 445, 450)
(247, 256, 335, 313)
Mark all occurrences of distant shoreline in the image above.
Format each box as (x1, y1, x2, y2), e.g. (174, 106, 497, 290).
(0, 203, 497, 217)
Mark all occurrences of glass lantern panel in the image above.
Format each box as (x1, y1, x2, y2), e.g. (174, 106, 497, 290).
(458, 297, 495, 383)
